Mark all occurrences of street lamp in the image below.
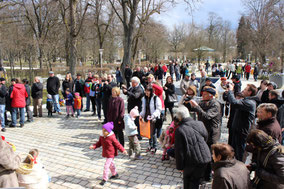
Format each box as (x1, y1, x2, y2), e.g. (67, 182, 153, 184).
(99, 49, 104, 75)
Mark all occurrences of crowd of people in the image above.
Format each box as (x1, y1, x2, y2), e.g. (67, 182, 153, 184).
(0, 60, 284, 188)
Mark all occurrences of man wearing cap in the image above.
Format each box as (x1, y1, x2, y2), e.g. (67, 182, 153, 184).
(188, 87, 221, 181)
(200, 78, 216, 95)
(0, 78, 7, 132)
(226, 83, 257, 161)
(46, 71, 61, 114)
(261, 82, 277, 103)
(180, 72, 191, 95)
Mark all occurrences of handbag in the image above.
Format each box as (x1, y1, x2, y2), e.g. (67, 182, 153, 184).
(168, 93, 178, 103)
(139, 119, 151, 139)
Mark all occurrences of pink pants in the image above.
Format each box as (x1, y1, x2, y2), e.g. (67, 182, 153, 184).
(103, 158, 117, 181)
(66, 105, 74, 116)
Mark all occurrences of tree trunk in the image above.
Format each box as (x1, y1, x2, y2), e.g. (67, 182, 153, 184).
(69, 0, 78, 76)
(38, 45, 43, 69)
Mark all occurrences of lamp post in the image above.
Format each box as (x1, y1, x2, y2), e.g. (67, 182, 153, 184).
(99, 49, 104, 75)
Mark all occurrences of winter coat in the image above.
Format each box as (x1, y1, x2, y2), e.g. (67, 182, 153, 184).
(46, 76, 60, 95)
(74, 97, 82, 110)
(102, 82, 117, 103)
(73, 78, 85, 97)
(65, 93, 73, 106)
(0, 84, 7, 105)
(217, 83, 227, 104)
(261, 89, 270, 103)
(140, 95, 162, 119)
(175, 117, 211, 171)
(92, 132, 125, 158)
(125, 85, 144, 112)
(18, 158, 49, 189)
(46, 99, 53, 111)
(62, 79, 73, 98)
(124, 68, 132, 80)
(124, 115, 138, 136)
(251, 143, 284, 189)
(84, 77, 93, 94)
(0, 136, 21, 188)
(154, 66, 164, 80)
(164, 83, 175, 108)
(180, 78, 190, 95)
(31, 82, 43, 99)
(212, 159, 251, 189)
(116, 70, 123, 83)
(227, 91, 256, 138)
(269, 98, 284, 109)
(191, 99, 221, 145)
(132, 71, 144, 82)
(159, 122, 174, 149)
(24, 84, 31, 106)
(245, 64, 251, 73)
(257, 117, 282, 143)
(10, 83, 28, 108)
(107, 97, 125, 131)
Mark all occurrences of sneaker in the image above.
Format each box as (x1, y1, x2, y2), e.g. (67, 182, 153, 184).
(91, 113, 96, 116)
(146, 147, 152, 153)
(20, 124, 24, 128)
(134, 156, 142, 160)
(33, 115, 38, 117)
(53, 110, 56, 113)
(84, 109, 90, 112)
(110, 174, 119, 179)
(99, 180, 106, 185)
(9, 124, 16, 128)
(151, 148, 157, 154)
(1, 128, 6, 132)
(58, 112, 63, 115)
(71, 115, 75, 117)
(138, 136, 142, 141)
(27, 120, 33, 122)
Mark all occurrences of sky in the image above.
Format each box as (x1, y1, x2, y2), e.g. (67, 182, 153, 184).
(154, 0, 244, 30)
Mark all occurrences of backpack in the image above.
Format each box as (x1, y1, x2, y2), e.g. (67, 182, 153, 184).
(153, 95, 164, 128)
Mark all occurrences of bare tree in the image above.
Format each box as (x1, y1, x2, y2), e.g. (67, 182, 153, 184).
(168, 24, 186, 58)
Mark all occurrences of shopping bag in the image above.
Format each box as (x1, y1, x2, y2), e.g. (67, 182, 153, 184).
(139, 119, 151, 139)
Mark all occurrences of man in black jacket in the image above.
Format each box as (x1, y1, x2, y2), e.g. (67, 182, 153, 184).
(46, 71, 61, 114)
(175, 106, 211, 189)
(227, 83, 257, 161)
(23, 79, 33, 122)
(0, 78, 7, 132)
(101, 74, 117, 123)
(124, 65, 132, 89)
(123, 76, 144, 139)
(31, 77, 43, 117)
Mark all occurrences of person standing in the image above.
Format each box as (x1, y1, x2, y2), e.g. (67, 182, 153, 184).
(253, 63, 259, 81)
(175, 106, 211, 189)
(46, 71, 61, 114)
(231, 75, 242, 96)
(94, 78, 103, 120)
(107, 87, 125, 146)
(163, 76, 175, 121)
(22, 79, 33, 122)
(62, 73, 73, 98)
(102, 74, 117, 123)
(84, 71, 93, 112)
(89, 77, 97, 116)
(10, 79, 28, 127)
(244, 62, 251, 80)
(73, 73, 85, 110)
(199, 71, 207, 96)
(169, 62, 174, 79)
(226, 84, 257, 161)
(124, 65, 132, 89)
(0, 78, 7, 132)
(180, 73, 191, 95)
(115, 67, 123, 89)
(31, 77, 43, 118)
(174, 63, 180, 81)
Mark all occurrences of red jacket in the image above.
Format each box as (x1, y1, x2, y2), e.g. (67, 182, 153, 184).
(162, 65, 168, 73)
(152, 83, 165, 109)
(93, 133, 125, 158)
(245, 65, 251, 73)
(10, 83, 28, 108)
(74, 97, 82, 110)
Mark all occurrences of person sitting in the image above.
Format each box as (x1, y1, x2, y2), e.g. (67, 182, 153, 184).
(211, 143, 251, 189)
(246, 129, 284, 189)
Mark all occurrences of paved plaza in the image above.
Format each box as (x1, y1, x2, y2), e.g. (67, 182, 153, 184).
(2, 77, 261, 189)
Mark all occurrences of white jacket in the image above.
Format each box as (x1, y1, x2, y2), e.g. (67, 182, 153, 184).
(217, 84, 226, 104)
(140, 95, 162, 119)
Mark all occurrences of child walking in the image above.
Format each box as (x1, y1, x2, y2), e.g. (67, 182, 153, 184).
(89, 122, 127, 185)
(46, 94, 53, 117)
(18, 149, 49, 189)
(124, 106, 142, 160)
(74, 92, 82, 118)
(65, 90, 74, 118)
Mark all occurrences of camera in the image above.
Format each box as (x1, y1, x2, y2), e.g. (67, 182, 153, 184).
(184, 96, 193, 102)
(226, 83, 231, 88)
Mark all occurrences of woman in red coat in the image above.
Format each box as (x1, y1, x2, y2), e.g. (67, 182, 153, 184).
(107, 87, 125, 146)
(89, 122, 127, 186)
(10, 79, 28, 127)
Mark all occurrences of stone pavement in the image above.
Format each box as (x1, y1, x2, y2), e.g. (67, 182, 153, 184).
(2, 75, 260, 189)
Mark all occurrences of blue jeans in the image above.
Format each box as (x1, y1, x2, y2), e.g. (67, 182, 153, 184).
(12, 107, 25, 125)
(95, 98, 102, 118)
(52, 94, 61, 112)
(149, 122, 157, 149)
(86, 93, 90, 110)
(76, 109, 81, 116)
(0, 105, 5, 128)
